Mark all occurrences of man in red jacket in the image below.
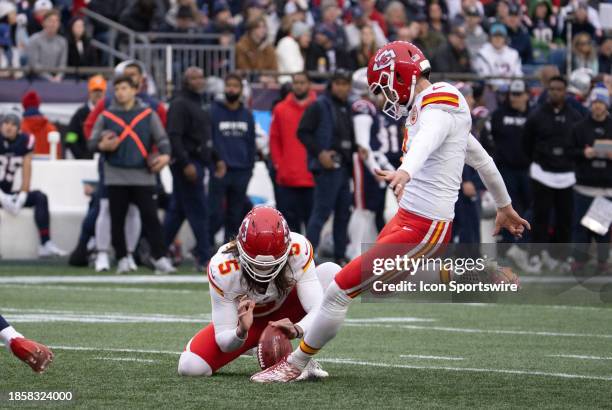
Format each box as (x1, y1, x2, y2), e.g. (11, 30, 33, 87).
(269, 72, 316, 233)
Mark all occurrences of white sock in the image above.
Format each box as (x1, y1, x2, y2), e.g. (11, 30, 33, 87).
(125, 205, 141, 253)
(287, 281, 351, 370)
(0, 326, 23, 347)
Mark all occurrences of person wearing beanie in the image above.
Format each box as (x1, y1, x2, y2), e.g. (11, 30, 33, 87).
(25, 9, 67, 82)
(0, 111, 67, 257)
(570, 86, 612, 274)
(275, 21, 310, 82)
(20, 89, 60, 157)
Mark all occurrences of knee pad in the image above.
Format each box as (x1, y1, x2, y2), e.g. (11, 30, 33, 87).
(315, 262, 342, 291)
(320, 280, 351, 318)
(177, 351, 212, 377)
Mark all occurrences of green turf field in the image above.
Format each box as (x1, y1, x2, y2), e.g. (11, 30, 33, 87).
(1, 264, 611, 409)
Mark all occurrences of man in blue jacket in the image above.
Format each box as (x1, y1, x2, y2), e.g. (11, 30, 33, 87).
(209, 73, 255, 244)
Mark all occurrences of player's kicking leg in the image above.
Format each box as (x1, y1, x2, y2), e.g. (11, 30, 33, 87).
(0, 314, 54, 373)
(251, 211, 451, 383)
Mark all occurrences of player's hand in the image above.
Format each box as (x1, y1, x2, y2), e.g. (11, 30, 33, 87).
(214, 160, 227, 178)
(98, 130, 120, 152)
(494, 204, 531, 239)
(584, 146, 595, 159)
(462, 181, 477, 198)
(12, 191, 27, 213)
(236, 295, 255, 338)
(375, 168, 411, 200)
(269, 318, 301, 339)
(149, 154, 170, 173)
(183, 163, 198, 183)
(0, 190, 19, 215)
(318, 150, 337, 170)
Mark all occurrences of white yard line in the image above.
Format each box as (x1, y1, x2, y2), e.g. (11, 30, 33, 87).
(94, 357, 158, 363)
(344, 323, 612, 339)
(48, 345, 612, 382)
(548, 354, 612, 361)
(346, 317, 435, 323)
(317, 358, 612, 382)
(0, 284, 201, 294)
(0, 275, 208, 284)
(400, 354, 464, 361)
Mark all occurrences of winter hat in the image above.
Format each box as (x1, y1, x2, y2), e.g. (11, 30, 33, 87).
(22, 90, 41, 110)
(589, 87, 610, 109)
(1, 109, 21, 128)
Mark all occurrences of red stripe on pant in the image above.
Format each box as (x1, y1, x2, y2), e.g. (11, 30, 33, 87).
(185, 287, 306, 373)
(334, 208, 452, 296)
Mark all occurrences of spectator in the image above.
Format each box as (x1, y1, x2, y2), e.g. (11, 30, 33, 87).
(20, 90, 59, 157)
(27, 0, 53, 36)
(275, 21, 310, 78)
(235, 17, 277, 72)
(87, 0, 124, 37)
(395, 21, 420, 43)
(0, 1, 17, 68)
(383, 1, 407, 40)
(504, 3, 533, 64)
(414, 12, 446, 59)
(344, 6, 386, 50)
(119, 0, 165, 32)
(88, 75, 175, 274)
(298, 70, 356, 265)
(527, 0, 557, 64)
(464, 5, 488, 62)
(490, 80, 534, 270)
(427, 1, 450, 35)
(162, 6, 202, 38)
(359, 0, 387, 37)
(351, 25, 378, 69)
(473, 23, 522, 89)
(599, 38, 612, 75)
(318, 3, 347, 51)
(570, 87, 612, 274)
(305, 26, 354, 74)
(431, 26, 471, 73)
(566, 68, 591, 117)
(208, 73, 256, 244)
(25, 10, 67, 82)
(205, 1, 234, 35)
(522, 76, 582, 272)
(570, 33, 598, 74)
(164, 0, 200, 30)
(164, 67, 223, 270)
(66, 17, 98, 71)
(269, 72, 316, 233)
(559, 1, 597, 42)
(535, 64, 561, 105)
(0, 111, 66, 257)
(65, 75, 106, 159)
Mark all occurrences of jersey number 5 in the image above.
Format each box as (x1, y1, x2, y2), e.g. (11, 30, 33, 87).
(218, 259, 239, 275)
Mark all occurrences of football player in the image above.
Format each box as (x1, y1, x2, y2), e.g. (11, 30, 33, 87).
(0, 314, 54, 373)
(0, 111, 66, 257)
(251, 41, 529, 382)
(177, 206, 339, 379)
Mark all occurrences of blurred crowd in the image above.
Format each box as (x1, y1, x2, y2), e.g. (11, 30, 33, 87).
(0, 0, 610, 80)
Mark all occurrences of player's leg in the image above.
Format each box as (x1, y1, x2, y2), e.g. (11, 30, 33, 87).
(24, 190, 66, 257)
(0, 314, 53, 373)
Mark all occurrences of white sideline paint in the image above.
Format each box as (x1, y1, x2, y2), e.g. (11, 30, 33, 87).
(317, 358, 612, 382)
(0, 275, 209, 284)
(344, 323, 612, 339)
(46, 345, 612, 382)
(0, 284, 201, 294)
(400, 354, 464, 361)
(548, 354, 612, 361)
(94, 357, 158, 363)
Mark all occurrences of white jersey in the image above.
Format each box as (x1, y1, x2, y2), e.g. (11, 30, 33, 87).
(398, 82, 511, 221)
(207, 232, 322, 352)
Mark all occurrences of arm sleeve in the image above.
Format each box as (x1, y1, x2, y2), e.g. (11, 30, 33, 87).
(398, 108, 452, 177)
(87, 115, 105, 152)
(297, 103, 322, 157)
(166, 101, 189, 168)
(156, 103, 167, 128)
(294, 262, 324, 334)
(84, 99, 105, 139)
(150, 112, 171, 155)
(353, 114, 373, 149)
(465, 133, 511, 208)
(210, 290, 247, 352)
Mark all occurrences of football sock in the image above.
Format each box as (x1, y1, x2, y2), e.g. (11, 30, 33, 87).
(0, 326, 23, 347)
(0, 314, 9, 331)
(288, 281, 352, 370)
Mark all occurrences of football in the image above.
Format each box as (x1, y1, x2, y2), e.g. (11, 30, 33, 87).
(257, 324, 292, 370)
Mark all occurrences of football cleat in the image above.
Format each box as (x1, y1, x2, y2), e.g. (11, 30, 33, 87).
(250, 356, 302, 383)
(38, 241, 67, 258)
(296, 359, 329, 381)
(95, 252, 110, 272)
(9, 337, 54, 373)
(152, 256, 176, 275)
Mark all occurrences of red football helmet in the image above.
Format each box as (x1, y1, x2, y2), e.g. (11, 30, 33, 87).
(367, 41, 431, 120)
(237, 206, 291, 283)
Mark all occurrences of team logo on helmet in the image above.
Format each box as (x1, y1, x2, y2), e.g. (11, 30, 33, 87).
(373, 49, 397, 71)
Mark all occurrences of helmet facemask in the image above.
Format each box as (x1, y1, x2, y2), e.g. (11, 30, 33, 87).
(369, 62, 416, 120)
(237, 240, 291, 283)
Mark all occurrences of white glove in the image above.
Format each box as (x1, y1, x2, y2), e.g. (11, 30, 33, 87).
(11, 191, 27, 214)
(0, 191, 18, 215)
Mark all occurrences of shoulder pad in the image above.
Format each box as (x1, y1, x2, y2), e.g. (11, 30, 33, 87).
(288, 232, 315, 272)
